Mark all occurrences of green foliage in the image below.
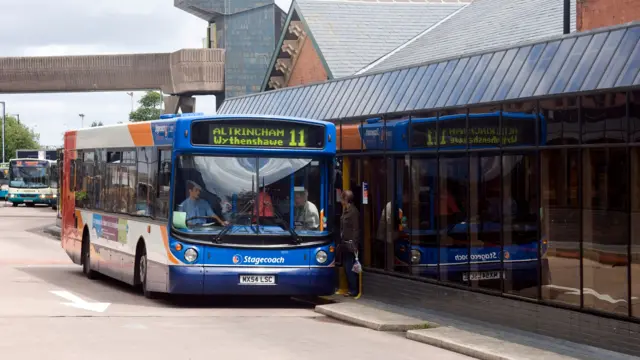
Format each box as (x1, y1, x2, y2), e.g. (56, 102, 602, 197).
(0, 115, 40, 161)
(91, 121, 103, 127)
(129, 91, 163, 122)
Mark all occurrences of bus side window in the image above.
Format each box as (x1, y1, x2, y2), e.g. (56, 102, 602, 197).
(155, 150, 171, 220)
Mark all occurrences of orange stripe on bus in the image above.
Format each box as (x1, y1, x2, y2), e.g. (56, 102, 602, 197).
(337, 124, 363, 151)
(128, 122, 154, 146)
(160, 227, 180, 264)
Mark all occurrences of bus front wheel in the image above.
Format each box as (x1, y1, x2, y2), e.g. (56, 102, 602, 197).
(135, 243, 157, 299)
(81, 231, 97, 279)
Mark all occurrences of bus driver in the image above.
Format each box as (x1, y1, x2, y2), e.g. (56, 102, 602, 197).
(179, 180, 229, 226)
(293, 187, 320, 230)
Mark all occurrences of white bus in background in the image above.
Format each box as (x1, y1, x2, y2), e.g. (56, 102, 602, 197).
(7, 159, 58, 208)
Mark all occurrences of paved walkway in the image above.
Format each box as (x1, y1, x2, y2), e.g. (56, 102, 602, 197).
(324, 296, 638, 360)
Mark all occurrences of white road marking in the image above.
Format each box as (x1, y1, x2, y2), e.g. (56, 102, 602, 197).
(50, 290, 111, 313)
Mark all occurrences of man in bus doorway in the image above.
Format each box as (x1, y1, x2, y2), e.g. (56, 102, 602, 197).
(179, 180, 228, 226)
(340, 190, 360, 296)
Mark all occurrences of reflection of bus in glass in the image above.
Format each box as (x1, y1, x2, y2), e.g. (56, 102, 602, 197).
(342, 111, 548, 290)
(61, 114, 337, 298)
(0, 163, 9, 200)
(7, 159, 58, 207)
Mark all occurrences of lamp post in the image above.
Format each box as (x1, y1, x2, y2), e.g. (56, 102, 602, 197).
(1, 101, 5, 163)
(79, 113, 85, 128)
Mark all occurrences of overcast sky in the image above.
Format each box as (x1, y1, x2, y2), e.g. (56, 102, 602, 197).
(0, 0, 292, 147)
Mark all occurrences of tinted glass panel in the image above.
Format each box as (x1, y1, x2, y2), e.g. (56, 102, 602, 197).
(388, 67, 419, 114)
(352, 74, 383, 117)
(292, 87, 313, 118)
(581, 29, 626, 91)
(582, 92, 627, 144)
(600, 28, 640, 89)
(435, 57, 470, 108)
(549, 35, 592, 94)
(414, 63, 448, 110)
(346, 76, 375, 118)
(439, 154, 469, 285)
(472, 50, 511, 104)
(447, 56, 481, 107)
(631, 91, 640, 143)
(501, 101, 540, 147)
(313, 82, 339, 119)
(582, 148, 629, 315)
(318, 82, 345, 119)
(469, 152, 502, 292)
(409, 155, 438, 280)
(503, 153, 539, 298)
(631, 144, 640, 317)
(362, 73, 392, 116)
(327, 79, 355, 120)
(406, 65, 437, 111)
(565, 32, 609, 93)
(520, 41, 561, 98)
(424, 59, 459, 109)
(379, 69, 411, 114)
(493, 46, 535, 102)
(535, 38, 577, 96)
(282, 89, 301, 116)
(396, 66, 428, 113)
(541, 149, 580, 306)
(457, 53, 493, 106)
(540, 97, 580, 145)
(505, 43, 545, 100)
(368, 156, 389, 270)
(306, 84, 329, 119)
(371, 71, 403, 115)
(264, 91, 283, 115)
(615, 39, 640, 87)
(337, 78, 366, 119)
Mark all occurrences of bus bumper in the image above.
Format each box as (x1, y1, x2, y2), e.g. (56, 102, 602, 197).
(7, 196, 53, 205)
(0, 190, 7, 200)
(167, 265, 336, 296)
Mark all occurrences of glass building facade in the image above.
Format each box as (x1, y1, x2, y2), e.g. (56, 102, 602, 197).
(218, 22, 640, 320)
(332, 91, 640, 318)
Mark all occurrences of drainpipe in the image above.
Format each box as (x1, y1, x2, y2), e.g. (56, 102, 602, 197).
(564, 0, 571, 34)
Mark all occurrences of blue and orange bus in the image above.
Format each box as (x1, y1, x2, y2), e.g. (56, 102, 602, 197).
(61, 114, 337, 297)
(0, 163, 8, 200)
(338, 111, 548, 290)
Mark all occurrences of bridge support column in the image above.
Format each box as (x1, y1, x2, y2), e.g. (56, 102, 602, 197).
(215, 94, 225, 111)
(163, 95, 196, 115)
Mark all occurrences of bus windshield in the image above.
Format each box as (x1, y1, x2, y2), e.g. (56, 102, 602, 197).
(9, 160, 50, 189)
(172, 154, 326, 239)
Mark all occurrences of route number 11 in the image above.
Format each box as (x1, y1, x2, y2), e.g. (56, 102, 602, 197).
(289, 129, 307, 147)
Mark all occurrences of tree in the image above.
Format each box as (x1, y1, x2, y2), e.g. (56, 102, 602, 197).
(129, 91, 163, 122)
(91, 121, 103, 127)
(0, 115, 40, 161)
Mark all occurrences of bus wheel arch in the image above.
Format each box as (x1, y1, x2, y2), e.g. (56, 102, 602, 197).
(134, 238, 157, 299)
(81, 226, 97, 279)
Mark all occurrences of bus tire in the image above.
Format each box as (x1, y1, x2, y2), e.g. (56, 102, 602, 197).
(135, 242, 157, 299)
(81, 229, 97, 280)
(12, 203, 17, 207)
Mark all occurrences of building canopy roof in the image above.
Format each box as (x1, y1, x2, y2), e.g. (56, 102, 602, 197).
(220, 22, 640, 120)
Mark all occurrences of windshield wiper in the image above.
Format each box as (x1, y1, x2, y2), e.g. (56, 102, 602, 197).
(213, 199, 256, 244)
(270, 206, 302, 245)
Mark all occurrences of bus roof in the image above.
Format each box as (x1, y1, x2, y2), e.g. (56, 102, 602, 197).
(65, 113, 335, 151)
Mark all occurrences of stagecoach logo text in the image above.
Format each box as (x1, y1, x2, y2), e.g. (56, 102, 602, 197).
(454, 252, 498, 262)
(232, 254, 286, 265)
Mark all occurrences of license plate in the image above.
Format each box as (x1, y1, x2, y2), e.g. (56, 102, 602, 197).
(463, 271, 503, 281)
(23, 200, 32, 202)
(239, 275, 276, 285)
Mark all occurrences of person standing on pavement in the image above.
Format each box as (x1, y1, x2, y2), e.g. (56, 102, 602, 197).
(340, 189, 360, 297)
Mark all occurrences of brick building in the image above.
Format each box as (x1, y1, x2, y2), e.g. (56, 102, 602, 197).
(578, 0, 640, 31)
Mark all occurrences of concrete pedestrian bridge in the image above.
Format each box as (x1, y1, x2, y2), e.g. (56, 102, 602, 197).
(0, 48, 225, 113)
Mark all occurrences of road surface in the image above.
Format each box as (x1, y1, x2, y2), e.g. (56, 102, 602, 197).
(0, 203, 472, 360)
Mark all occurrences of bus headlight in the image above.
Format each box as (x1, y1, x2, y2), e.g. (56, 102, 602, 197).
(316, 250, 328, 264)
(411, 249, 421, 264)
(184, 248, 198, 262)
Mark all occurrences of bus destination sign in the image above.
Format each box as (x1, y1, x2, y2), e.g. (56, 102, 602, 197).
(191, 120, 325, 149)
(11, 160, 47, 167)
